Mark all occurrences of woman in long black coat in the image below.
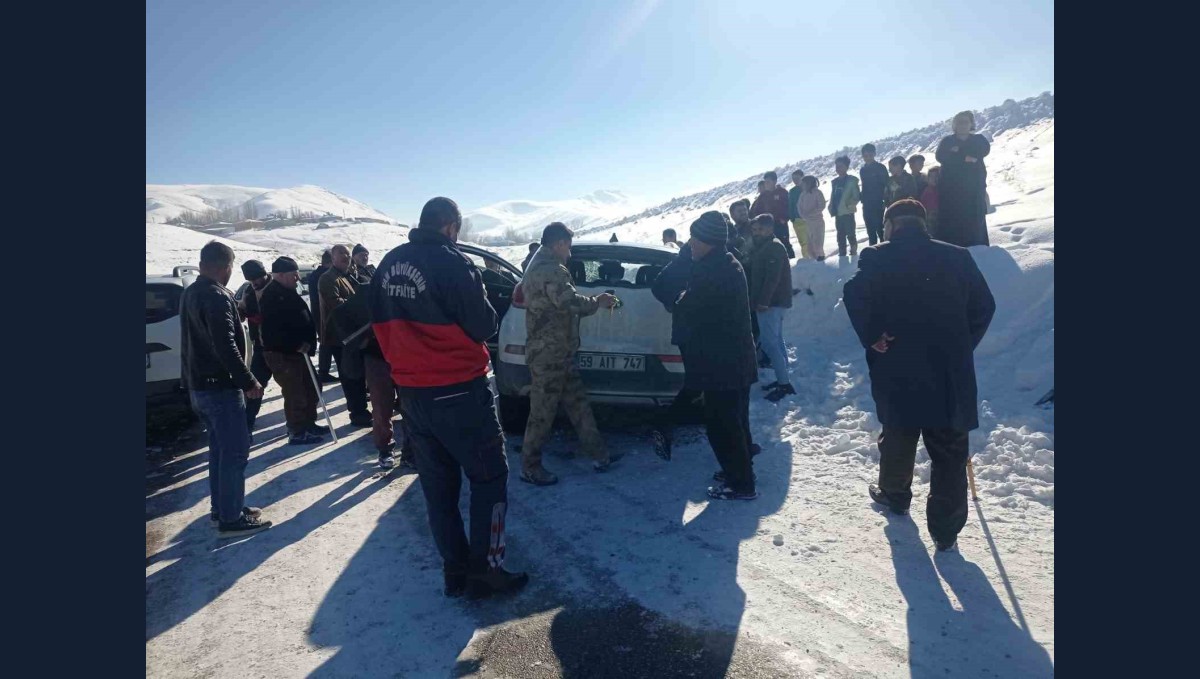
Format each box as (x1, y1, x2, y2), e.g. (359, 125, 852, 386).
(934, 111, 991, 247)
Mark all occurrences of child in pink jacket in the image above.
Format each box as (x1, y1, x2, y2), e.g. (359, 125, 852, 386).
(796, 175, 828, 260)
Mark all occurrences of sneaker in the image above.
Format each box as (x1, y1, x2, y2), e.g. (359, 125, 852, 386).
(869, 484, 909, 515)
(288, 431, 325, 445)
(349, 415, 373, 428)
(712, 470, 757, 484)
(935, 539, 958, 552)
(217, 514, 273, 539)
(650, 429, 672, 461)
(444, 571, 467, 598)
(378, 453, 395, 470)
(766, 383, 796, 402)
(520, 467, 559, 486)
(211, 506, 262, 524)
(706, 484, 758, 501)
(466, 567, 529, 600)
(759, 381, 780, 392)
(318, 373, 340, 384)
(307, 423, 332, 436)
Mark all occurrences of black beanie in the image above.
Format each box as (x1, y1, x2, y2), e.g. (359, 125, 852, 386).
(271, 256, 299, 273)
(690, 211, 728, 246)
(352, 243, 368, 256)
(241, 259, 267, 280)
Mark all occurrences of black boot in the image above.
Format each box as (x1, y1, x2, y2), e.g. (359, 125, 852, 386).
(466, 567, 529, 600)
(869, 484, 909, 515)
(444, 571, 467, 598)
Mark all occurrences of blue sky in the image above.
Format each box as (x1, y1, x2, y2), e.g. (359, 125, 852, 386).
(147, 0, 1053, 221)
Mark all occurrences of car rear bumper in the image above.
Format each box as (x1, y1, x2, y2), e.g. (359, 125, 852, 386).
(494, 356, 684, 406)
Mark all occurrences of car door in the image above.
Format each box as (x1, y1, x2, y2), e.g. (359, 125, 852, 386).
(458, 245, 523, 356)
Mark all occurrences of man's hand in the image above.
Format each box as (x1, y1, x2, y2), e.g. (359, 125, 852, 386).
(299, 342, 311, 355)
(245, 383, 264, 400)
(870, 333, 895, 353)
(756, 304, 769, 312)
(965, 156, 978, 163)
(597, 293, 617, 309)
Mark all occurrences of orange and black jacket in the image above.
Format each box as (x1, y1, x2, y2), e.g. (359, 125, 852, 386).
(368, 228, 498, 388)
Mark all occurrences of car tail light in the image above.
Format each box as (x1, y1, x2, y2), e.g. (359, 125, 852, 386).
(505, 344, 526, 355)
(656, 354, 683, 363)
(512, 283, 526, 308)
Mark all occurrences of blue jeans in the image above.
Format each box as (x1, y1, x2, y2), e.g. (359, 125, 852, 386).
(189, 389, 251, 524)
(757, 306, 790, 385)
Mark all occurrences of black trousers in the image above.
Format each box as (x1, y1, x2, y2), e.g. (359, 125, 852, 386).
(863, 201, 885, 245)
(401, 377, 509, 575)
(701, 387, 754, 493)
(878, 426, 970, 544)
(772, 219, 796, 259)
(244, 345, 273, 433)
(319, 340, 338, 379)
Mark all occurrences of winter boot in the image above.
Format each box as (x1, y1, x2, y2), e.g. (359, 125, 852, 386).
(869, 484, 909, 515)
(520, 466, 559, 486)
(444, 571, 467, 598)
(288, 430, 325, 446)
(706, 484, 758, 501)
(466, 567, 529, 600)
(935, 539, 957, 552)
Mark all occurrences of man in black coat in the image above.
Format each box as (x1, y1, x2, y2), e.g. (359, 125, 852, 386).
(674, 211, 760, 500)
(307, 251, 338, 382)
(842, 200, 996, 550)
(261, 256, 329, 446)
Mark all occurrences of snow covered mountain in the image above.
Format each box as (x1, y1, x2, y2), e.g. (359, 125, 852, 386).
(146, 184, 398, 224)
(463, 190, 645, 243)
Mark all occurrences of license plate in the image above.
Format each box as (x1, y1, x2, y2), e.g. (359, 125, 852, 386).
(577, 353, 645, 372)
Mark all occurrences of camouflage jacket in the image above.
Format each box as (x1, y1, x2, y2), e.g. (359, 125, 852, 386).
(522, 249, 600, 359)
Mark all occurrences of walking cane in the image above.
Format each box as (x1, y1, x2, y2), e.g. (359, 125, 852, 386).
(967, 459, 979, 501)
(304, 354, 338, 444)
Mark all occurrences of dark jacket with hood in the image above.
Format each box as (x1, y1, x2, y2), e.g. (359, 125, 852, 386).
(259, 279, 317, 355)
(651, 242, 693, 346)
(179, 275, 256, 391)
(842, 227, 995, 431)
(673, 246, 757, 391)
(368, 227, 498, 388)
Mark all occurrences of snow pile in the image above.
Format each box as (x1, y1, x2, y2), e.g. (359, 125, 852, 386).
(464, 190, 646, 242)
(145, 222, 280, 276)
(146, 184, 398, 224)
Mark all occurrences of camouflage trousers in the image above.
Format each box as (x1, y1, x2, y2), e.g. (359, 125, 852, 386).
(521, 351, 607, 472)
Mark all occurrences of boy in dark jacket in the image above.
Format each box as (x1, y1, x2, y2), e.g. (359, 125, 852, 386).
(260, 256, 327, 445)
(884, 156, 919, 207)
(842, 200, 995, 551)
(859, 144, 889, 245)
(676, 212, 759, 501)
(747, 215, 794, 402)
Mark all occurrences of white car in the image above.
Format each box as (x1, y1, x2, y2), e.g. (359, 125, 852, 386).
(461, 243, 684, 433)
(146, 266, 199, 407)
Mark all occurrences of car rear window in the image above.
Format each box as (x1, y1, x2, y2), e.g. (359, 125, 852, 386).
(147, 284, 183, 325)
(570, 255, 669, 289)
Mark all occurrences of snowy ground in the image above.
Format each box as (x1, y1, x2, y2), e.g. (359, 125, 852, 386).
(146, 121, 1053, 677)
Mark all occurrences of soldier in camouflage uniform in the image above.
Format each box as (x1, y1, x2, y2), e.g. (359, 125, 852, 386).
(519, 222, 618, 486)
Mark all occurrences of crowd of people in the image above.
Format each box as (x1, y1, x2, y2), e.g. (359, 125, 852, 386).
(177, 110, 997, 599)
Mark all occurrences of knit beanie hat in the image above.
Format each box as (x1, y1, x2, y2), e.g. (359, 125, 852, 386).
(352, 243, 368, 256)
(690, 211, 728, 246)
(883, 199, 927, 223)
(271, 256, 299, 273)
(240, 259, 267, 280)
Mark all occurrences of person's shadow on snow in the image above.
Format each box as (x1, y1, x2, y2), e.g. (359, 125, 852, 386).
(306, 410, 793, 678)
(884, 515, 1053, 678)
